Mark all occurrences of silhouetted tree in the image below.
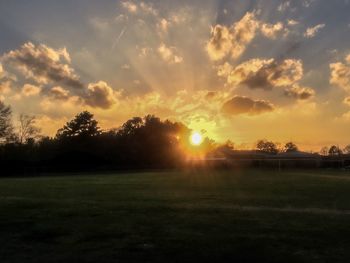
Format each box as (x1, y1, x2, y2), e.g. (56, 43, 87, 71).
(119, 117, 143, 136)
(284, 142, 298, 152)
(256, 140, 278, 154)
(328, 145, 342, 156)
(320, 146, 329, 156)
(56, 111, 101, 139)
(0, 101, 14, 143)
(18, 114, 41, 144)
(115, 115, 186, 167)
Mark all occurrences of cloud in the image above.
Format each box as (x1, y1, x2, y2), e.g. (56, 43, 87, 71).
(139, 2, 158, 16)
(222, 96, 274, 116)
(0, 63, 4, 79)
(206, 25, 233, 61)
(330, 54, 350, 92)
(0, 80, 12, 95)
(206, 12, 260, 61)
(84, 81, 118, 109)
(121, 1, 138, 13)
(2, 42, 83, 89)
(44, 82, 119, 110)
(284, 85, 315, 100)
(302, 0, 316, 8)
(261, 22, 285, 39)
(287, 19, 299, 26)
(157, 18, 170, 34)
(158, 43, 183, 64)
(48, 86, 71, 101)
(121, 1, 158, 16)
(277, 1, 291, 12)
(1, 42, 123, 109)
(346, 54, 350, 64)
(22, 84, 41, 97)
(344, 96, 350, 106)
(218, 58, 303, 90)
(121, 64, 130, 70)
(137, 46, 153, 58)
(89, 17, 110, 32)
(304, 24, 325, 38)
(206, 12, 288, 61)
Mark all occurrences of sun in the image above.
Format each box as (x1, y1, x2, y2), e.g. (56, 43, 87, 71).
(190, 132, 203, 146)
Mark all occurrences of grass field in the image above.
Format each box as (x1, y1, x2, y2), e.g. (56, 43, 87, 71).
(1, 169, 350, 263)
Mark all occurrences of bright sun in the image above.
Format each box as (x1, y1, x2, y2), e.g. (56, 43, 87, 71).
(190, 132, 203, 146)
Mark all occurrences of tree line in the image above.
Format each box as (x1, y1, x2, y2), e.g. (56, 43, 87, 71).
(1, 100, 349, 174)
(0, 101, 215, 173)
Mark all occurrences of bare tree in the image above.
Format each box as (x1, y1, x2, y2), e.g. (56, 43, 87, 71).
(18, 114, 41, 144)
(0, 101, 14, 143)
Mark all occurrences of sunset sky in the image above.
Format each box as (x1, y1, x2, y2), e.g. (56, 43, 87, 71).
(1, 0, 350, 151)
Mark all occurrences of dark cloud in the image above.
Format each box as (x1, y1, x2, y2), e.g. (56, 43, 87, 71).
(2, 42, 84, 90)
(284, 85, 315, 100)
(222, 96, 274, 116)
(219, 58, 303, 90)
(84, 81, 117, 109)
(241, 59, 303, 90)
(2, 43, 120, 109)
(47, 86, 71, 101)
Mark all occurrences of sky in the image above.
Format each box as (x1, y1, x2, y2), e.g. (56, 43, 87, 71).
(0, 0, 350, 151)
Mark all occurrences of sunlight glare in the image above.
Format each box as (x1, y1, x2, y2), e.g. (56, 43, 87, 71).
(190, 132, 203, 146)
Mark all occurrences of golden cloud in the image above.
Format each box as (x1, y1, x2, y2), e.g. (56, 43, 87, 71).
(0, 80, 12, 95)
(206, 12, 288, 61)
(0, 63, 4, 79)
(219, 58, 303, 90)
(261, 22, 285, 39)
(207, 12, 260, 61)
(343, 96, 350, 106)
(330, 54, 350, 92)
(158, 43, 183, 64)
(22, 84, 41, 97)
(284, 85, 315, 100)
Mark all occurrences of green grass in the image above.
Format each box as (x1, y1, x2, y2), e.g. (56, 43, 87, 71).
(0, 169, 350, 263)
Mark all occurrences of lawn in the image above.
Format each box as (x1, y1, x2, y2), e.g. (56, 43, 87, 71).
(0, 169, 350, 263)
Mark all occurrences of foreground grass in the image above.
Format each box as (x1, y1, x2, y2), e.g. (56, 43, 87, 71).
(0, 169, 350, 263)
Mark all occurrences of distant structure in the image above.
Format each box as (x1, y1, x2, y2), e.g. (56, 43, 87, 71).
(203, 148, 350, 170)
